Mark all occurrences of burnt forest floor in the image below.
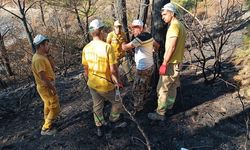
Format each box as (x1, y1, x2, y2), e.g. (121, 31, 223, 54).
(0, 58, 249, 150)
(1, 10, 250, 150)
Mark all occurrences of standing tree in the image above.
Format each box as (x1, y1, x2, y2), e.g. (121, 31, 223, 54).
(181, 0, 246, 84)
(0, 0, 38, 53)
(46, 0, 98, 42)
(114, 0, 130, 41)
(39, 0, 46, 27)
(0, 29, 13, 76)
(138, 0, 149, 25)
(77, 0, 98, 42)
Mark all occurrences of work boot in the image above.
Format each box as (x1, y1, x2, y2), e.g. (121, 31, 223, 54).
(147, 112, 165, 121)
(96, 126, 103, 137)
(96, 122, 110, 137)
(110, 114, 128, 128)
(41, 128, 57, 136)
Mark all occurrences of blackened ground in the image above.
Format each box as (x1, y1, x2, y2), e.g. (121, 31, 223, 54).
(0, 64, 249, 150)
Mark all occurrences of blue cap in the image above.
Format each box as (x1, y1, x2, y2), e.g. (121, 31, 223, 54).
(33, 34, 49, 46)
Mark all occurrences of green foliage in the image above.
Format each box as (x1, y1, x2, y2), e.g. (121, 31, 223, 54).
(247, 0, 250, 9)
(234, 25, 250, 58)
(243, 25, 250, 49)
(103, 20, 112, 29)
(172, 0, 202, 10)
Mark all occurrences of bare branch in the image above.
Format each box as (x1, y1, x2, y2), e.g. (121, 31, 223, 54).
(23, 0, 25, 10)
(25, 1, 40, 14)
(12, 0, 18, 6)
(173, 2, 203, 27)
(121, 100, 151, 150)
(17, 0, 24, 13)
(0, 1, 11, 7)
(131, 136, 147, 147)
(2, 29, 10, 37)
(204, 29, 217, 53)
(26, 20, 34, 36)
(0, 5, 22, 19)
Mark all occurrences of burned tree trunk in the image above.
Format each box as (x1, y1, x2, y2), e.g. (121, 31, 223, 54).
(74, 6, 85, 35)
(138, 0, 149, 25)
(151, 0, 169, 55)
(17, 0, 35, 53)
(39, 0, 46, 27)
(111, 2, 116, 20)
(114, 0, 130, 41)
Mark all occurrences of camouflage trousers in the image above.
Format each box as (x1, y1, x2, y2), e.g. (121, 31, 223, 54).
(132, 65, 154, 111)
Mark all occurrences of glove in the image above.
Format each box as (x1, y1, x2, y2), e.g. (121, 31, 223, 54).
(159, 64, 167, 75)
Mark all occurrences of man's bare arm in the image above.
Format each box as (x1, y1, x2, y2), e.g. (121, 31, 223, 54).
(83, 65, 89, 80)
(122, 42, 135, 51)
(153, 40, 160, 51)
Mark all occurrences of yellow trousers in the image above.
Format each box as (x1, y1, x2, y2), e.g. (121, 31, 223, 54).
(37, 85, 60, 130)
(156, 63, 180, 115)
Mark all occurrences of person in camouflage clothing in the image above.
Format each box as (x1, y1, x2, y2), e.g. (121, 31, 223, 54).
(122, 20, 159, 114)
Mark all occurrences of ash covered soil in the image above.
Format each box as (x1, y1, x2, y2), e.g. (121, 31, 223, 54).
(0, 62, 249, 150)
(0, 9, 250, 150)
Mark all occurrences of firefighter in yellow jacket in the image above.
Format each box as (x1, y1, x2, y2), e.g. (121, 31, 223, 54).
(106, 20, 134, 83)
(82, 19, 125, 137)
(32, 34, 60, 135)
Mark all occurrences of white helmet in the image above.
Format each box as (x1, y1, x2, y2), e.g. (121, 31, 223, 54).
(89, 19, 104, 32)
(33, 34, 49, 46)
(161, 3, 177, 14)
(131, 19, 144, 27)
